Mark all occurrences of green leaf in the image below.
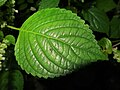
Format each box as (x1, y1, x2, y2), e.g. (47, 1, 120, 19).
(18, 3, 28, 11)
(0, 0, 7, 7)
(17, 0, 25, 5)
(4, 35, 15, 45)
(39, 0, 60, 10)
(15, 8, 107, 78)
(110, 16, 120, 39)
(96, 0, 116, 12)
(98, 37, 112, 54)
(0, 31, 4, 40)
(82, 7, 109, 35)
(0, 70, 24, 90)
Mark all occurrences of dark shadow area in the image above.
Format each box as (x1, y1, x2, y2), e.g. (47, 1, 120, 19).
(24, 60, 120, 90)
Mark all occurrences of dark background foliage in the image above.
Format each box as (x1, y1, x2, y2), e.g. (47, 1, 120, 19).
(0, 0, 120, 90)
(24, 61, 120, 90)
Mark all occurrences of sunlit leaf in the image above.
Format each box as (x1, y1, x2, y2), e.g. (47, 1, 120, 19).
(15, 8, 107, 78)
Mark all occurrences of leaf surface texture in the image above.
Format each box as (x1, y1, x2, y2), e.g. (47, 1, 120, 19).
(15, 8, 107, 78)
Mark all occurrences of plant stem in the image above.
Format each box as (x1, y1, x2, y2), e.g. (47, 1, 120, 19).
(7, 25, 21, 31)
(113, 42, 120, 48)
(112, 40, 120, 43)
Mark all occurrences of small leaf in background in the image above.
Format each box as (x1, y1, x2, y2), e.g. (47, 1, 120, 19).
(82, 7, 109, 35)
(17, 0, 25, 5)
(113, 48, 120, 62)
(9, 70, 24, 90)
(81, 0, 84, 3)
(0, 70, 24, 90)
(27, 0, 34, 3)
(98, 37, 112, 54)
(110, 16, 120, 39)
(39, 0, 60, 10)
(0, 0, 7, 7)
(18, 3, 28, 11)
(0, 41, 7, 49)
(0, 31, 4, 40)
(66, 6, 77, 13)
(96, 0, 116, 12)
(1, 22, 7, 28)
(0, 71, 9, 90)
(4, 35, 15, 45)
(15, 8, 107, 78)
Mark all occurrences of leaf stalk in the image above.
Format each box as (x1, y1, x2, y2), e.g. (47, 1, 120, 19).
(7, 25, 21, 31)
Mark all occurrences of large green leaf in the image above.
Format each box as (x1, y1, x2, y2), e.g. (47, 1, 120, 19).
(82, 7, 109, 35)
(0, 70, 24, 90)
(39, 0, 60, 10)
(15, 8, 107, 78)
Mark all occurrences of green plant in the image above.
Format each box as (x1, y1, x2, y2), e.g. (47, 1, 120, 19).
(0, 0, 120, 89)
(8, 8, 107, 78)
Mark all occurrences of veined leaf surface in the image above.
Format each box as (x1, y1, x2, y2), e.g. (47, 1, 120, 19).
(15, 8, 107, 78)
(82, 7, 109, 35)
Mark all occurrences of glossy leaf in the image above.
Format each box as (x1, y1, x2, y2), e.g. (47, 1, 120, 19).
(0, 0, 7, 7)
(110, 16, 120, 38)
(96, 0, 116, 12)
(15, 8, 107, 78)
(82, 7, 109, 35)
(0, 70, 24, 90)
(39, 0, 60, 10)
